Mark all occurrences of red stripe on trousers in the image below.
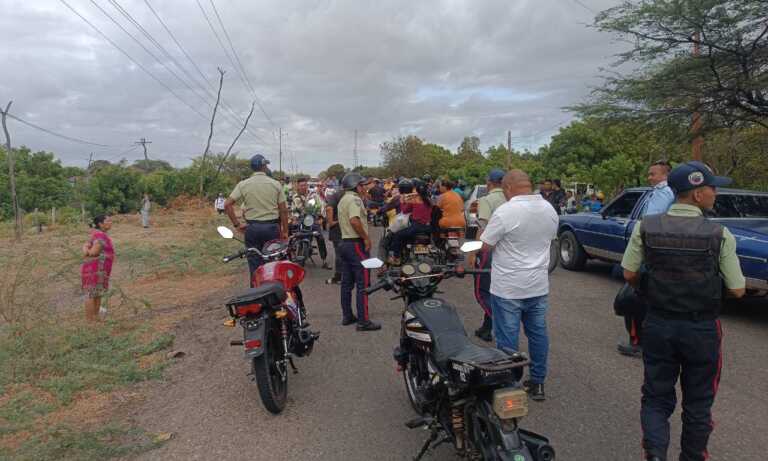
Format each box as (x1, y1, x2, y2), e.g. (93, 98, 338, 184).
(354, 243, 369, 320)
(474, 249, 491, 316)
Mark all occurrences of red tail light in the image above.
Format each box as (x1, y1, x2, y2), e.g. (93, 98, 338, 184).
(236, 303, 262, 317)
(245, 339, 262, 350)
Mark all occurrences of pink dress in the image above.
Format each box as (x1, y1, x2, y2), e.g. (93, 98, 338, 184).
(81, 230, 115, 298)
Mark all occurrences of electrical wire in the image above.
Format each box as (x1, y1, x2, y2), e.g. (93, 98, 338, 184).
(570, 0, 596, 15)
(58, 0, 209, 121)
(5, 112, 116, 147)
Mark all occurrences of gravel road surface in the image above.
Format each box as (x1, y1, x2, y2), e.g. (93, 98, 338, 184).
(130, 231, 768, 461)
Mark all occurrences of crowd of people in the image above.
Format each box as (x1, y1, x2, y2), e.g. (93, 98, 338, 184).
(77, 152, 746, 461)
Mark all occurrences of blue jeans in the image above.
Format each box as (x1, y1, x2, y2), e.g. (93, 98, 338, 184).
(491, 294, 550, 384)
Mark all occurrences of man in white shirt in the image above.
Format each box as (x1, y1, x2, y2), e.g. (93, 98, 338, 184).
(480, 170, 559, 401)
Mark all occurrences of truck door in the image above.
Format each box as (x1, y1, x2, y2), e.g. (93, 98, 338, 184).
(584, 191, 644, 261)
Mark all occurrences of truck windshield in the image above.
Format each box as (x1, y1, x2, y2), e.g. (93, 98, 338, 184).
(714, 194, 768, 218)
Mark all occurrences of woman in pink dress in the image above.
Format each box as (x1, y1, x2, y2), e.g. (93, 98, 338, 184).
(81, 215, 115, 322)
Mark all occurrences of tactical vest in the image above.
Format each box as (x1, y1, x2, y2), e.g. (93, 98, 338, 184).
(640, 214, 723, 315)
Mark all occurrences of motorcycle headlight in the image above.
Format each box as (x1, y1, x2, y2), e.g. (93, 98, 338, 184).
(492, 388, 528, 420)
(401, 264, 416, 276)
(417, 263, 431, 274)
(302, 215, 314, 227)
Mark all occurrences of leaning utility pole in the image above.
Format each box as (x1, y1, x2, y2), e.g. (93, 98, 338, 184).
(1, 101, 21, 241)
(200, 67, 225, 197)
(279, 127, 283, 174)
(135, 137, 152, 162)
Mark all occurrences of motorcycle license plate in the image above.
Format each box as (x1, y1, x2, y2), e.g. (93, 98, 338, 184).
(414, 244, 429, 255)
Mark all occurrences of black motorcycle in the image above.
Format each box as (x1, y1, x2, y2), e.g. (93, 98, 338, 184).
(362, 242, 555, 461)
(289, 212, 321, 267)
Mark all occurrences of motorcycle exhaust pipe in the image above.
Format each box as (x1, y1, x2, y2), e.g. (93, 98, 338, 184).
(518, 429, 555, 461)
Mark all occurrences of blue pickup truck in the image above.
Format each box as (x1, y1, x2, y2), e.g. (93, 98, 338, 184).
(557, 187, 768, 293)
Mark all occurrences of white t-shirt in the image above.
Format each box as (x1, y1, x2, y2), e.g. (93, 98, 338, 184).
(480, 194, 558, 300)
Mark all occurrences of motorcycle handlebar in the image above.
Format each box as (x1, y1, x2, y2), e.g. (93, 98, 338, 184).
(222, 249, 246, 263)
(364, 278, 390, 295)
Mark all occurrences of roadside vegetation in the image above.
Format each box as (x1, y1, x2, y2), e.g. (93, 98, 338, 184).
(0, 206, 242, 459)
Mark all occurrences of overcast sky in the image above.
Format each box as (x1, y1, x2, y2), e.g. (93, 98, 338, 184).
(0, 0, 625, 174)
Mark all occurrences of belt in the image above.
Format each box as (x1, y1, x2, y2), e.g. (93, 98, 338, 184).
(649, 309, 717, 321)
(342, 237, 363, 241)
(246, 219, 279, 224)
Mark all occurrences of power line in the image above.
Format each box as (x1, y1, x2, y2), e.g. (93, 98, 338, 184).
(5, 112, 116, 147)
(208, 0, 276, 132)
(570, 0, 596, 15)
(58, 0, 209, 121)
(141, 0, 271, 148)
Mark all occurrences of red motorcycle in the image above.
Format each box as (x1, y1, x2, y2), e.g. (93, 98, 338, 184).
(217, 226, 319, 414)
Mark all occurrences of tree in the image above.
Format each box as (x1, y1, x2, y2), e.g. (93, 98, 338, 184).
(323, 164, 346, 181)
(132, 159, 173, 174)
(457, 136, 483, 161)
(576, 0, 768, 131)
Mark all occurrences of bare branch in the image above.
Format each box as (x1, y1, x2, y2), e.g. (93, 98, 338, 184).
(1, 100, 21, 241)
(213, 101, 256, 183)
(199, 67, 225, 197)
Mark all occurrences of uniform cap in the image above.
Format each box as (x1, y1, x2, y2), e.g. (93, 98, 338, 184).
(487, 169, 505, 183)
(250, 154, 270, 170)
(668, 161, 732, 193)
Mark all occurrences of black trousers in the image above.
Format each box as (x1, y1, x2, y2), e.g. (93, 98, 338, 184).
(641, 312, 722, 461)
(473, 248, 493, 320)
(330, 238, 342, 280)
(339, 239, 370, 322)
(312, 224, 328, 261)
(245, 221, 280, 284)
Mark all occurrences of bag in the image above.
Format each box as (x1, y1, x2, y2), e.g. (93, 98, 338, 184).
(613, 282, 648, 317)
(388, 213, 410, 233)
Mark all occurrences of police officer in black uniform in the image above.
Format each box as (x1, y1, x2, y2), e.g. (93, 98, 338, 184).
(621, 161, 746, 461)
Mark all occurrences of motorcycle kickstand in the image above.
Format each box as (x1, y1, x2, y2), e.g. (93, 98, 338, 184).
(288, 356, 298, 374)
(413, 423, 447, 461)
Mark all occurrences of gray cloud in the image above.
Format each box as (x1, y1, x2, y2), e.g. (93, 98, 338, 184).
(0, 0, 625, 173)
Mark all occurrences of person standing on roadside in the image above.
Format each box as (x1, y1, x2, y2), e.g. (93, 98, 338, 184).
(618, 159, 676, 357)
(214, 193, 226, 215)
(224, 154, 288, 283)
(324, 186, 345, 285)
(480, 170, 558, 401)
(141, 193, 151, 228)
(337, 172, 381, 331)
(81, 215, 115, 322)
(622, 161, 745, 461)
(471, 169, 507, 342)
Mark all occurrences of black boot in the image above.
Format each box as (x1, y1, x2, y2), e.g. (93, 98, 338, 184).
(474, 315, 492, 342)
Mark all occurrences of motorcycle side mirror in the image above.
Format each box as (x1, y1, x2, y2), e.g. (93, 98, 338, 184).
(460, 241, 483, 253)
(217, 226, 234, 239)
(361, 258, 384, 269)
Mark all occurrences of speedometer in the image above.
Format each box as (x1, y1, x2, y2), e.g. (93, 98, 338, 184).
(418, 263, 431, 274)
(401, 264, 416, 276)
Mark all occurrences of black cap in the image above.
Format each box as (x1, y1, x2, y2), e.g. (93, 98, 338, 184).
(668, 161, 732, 193)
(250, 154, 270, 170)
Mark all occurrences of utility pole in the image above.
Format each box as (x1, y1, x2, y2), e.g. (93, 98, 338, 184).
(691, 31, 703, 161)
(136, 137, 152, 162)
(507, 130, 512, 170)
(279, 127, 283, 175)
(1, 101, 21, 240)
(353, 129, 358, 169)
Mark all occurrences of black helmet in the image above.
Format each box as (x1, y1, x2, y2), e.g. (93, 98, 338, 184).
(341, 172, 366, 190)
(411, 178, 423, 189)
(397, 178, 413, 193)
(250, 154, 270, 171)
(422, 174, 432, 182)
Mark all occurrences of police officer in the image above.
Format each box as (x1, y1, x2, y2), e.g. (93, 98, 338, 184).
(224, 154, 288, 283)
(621, 161, 745, 461)
(337, 172, 381, 331)
(472, 169, 507, 342)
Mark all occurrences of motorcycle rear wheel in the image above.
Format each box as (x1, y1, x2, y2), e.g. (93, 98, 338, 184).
(252, 321, 288, 414)
(402, 349, 430, 415)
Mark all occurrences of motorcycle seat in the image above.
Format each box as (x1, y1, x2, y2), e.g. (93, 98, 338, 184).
(408, 298, 509, 367)
(228, 281, 287, 307)
(409, 233, 432, 245)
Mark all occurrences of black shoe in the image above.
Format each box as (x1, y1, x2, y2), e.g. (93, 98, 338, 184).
(617, 341, 642, 358)
(474, 316, 493, 342)
(523, 380, 546, 401)
(326, 276, 341, 285)
(341, 316, 357, 326)
(356, 320, 382, 332)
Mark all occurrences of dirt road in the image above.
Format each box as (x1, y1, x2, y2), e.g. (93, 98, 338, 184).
(128, 234, 768, 461)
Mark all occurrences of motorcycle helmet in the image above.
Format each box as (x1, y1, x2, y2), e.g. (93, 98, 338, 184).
(397, 178, 414, 194)
(341, 172, 366, 191)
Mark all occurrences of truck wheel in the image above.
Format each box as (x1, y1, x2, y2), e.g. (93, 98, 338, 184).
(559, 230, 587, 271)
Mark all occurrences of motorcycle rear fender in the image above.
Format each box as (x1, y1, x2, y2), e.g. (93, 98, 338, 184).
(474, 400, 536, 459)
(241, 317, 267, 359)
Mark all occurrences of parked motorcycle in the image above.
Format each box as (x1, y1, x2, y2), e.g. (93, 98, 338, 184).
(289, 208, 321, 267)
(362, 242, 555, 460)
(217, 226, 319, 414)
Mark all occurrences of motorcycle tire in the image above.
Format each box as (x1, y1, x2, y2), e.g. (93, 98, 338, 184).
(252, 319, 288, 414)
(468, 404, 536, 461)
(296, 240, 309, 267)
(402, 346, 430, 415)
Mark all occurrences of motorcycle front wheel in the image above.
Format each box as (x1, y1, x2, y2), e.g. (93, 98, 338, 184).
(402, 346, 430, 415)
(252, 320, 288, 414)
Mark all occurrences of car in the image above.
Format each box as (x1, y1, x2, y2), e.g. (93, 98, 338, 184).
(557, 187, 768, 293)
(464, 185, 487, 239)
